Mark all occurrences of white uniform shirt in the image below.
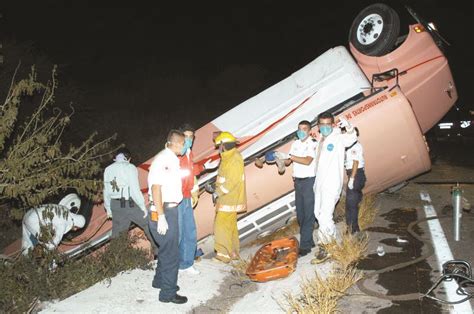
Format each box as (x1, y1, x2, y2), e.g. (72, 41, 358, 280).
(148, 148, 183, 209)
(103, 160, 146, 214)
(289, 138, 317, 178)
(345, 142, 365, 170)
(21, 205, 75, 254)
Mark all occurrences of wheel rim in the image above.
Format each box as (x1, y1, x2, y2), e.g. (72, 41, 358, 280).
(357, 13, 384, 45)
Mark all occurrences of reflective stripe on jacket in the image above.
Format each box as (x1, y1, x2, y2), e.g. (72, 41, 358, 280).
(215, 148, 247, 212)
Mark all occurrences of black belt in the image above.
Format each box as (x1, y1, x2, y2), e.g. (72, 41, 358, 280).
(294, 176, 315, 181)
(346, 168, 365, 171)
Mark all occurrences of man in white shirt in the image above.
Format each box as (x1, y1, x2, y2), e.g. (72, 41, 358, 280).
(312, 112, 357, 260)
(103, 148, 156, 253)
(148, 130, 188, 304)
(22, 193, 85, 255)
(344, 128, 366, 234)
(281, 120, 317, 257)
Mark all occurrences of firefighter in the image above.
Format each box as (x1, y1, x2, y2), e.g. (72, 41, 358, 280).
(212, 131, 247, 263)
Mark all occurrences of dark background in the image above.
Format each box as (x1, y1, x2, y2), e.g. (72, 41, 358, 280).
(1, 0, 472, 162)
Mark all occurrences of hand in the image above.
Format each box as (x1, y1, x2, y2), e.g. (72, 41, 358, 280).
(254, 157, 264, 168)
(204, 181, 215, 193)
(157, 214, 168, 235)
(142, 209, 148, 219)
(337, 117, 352, 130)
(310, 128, 322, 141)
(204, 159, 219, 170)
(274, 151, 290, 160)
(106, 211, 113, 219)
(45, 243, 56, 251)
(348, 177, 354, 190)
(212, 192, 219, 205)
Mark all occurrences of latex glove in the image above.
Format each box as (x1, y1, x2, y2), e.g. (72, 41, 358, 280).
(348, 177, 354, 190)
(274, 151, 290, 160)
(142, 209, 148, 219)
(337, 117, 353, 131)
(204, 159, 219, 170)
(45, 243, 56, 251)
(157, 214, 168, 235)
(106, 210, 113, 219)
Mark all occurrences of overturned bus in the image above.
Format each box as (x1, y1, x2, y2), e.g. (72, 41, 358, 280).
(3, 4, 457, 257)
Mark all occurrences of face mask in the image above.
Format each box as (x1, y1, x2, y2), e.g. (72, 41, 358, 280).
(179, 144, 187, 156)
(296, 130, 307, 140)
(183, 138, 193, 152)
(319, 125, 333, 137)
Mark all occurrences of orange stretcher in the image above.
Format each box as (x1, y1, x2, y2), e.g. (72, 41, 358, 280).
(246, 236, 299, 282)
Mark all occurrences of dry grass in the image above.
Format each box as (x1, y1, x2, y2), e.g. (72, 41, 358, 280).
(322, 230, 368, 270)
(284, 267, 363, 313)
(284, 221, 369, 313)
(0, 234, 151, 313)
(334, 196, 346, 223)
(334, 194, 378, 230)
(230, 255, 252, 281)
(358, 194, 377, 231)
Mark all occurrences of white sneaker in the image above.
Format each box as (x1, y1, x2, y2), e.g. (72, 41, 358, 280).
(179, 265, 200, 275)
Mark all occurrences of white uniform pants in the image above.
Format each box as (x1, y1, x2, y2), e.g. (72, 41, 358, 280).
(314, 189, 340, 244)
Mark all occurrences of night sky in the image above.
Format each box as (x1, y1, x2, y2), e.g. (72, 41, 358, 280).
(1, 0, 472, 162)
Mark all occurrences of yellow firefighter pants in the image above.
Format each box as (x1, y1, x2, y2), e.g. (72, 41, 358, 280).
(214, 211, 239, 260)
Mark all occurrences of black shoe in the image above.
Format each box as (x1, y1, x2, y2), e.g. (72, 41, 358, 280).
(160, 294, 188, 304)
(311, 243, 316, 248)
(152, 283, 180, 291)
(298, 248, 310, 257)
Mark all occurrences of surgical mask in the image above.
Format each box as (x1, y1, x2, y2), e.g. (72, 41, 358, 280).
(320, 125, 333, 137)
(183, 138, 193, 152)
(296, 130, 307, 140)
(179, 144, 187, 155)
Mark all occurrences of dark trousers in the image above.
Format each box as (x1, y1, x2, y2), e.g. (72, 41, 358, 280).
(294, 176, 316, 250)
(110, 199, 158, 254)
(345, 168, 366, 233)
(148, 204, 179, 301)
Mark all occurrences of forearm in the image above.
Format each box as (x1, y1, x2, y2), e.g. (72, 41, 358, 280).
(350, 160, 359, 178)
(130, 178, 147, 211)
(193, 162, 204, 176)
(290, 155, 313, 165)
(103, 188, 111, 215)
(151, 185, 164, 215)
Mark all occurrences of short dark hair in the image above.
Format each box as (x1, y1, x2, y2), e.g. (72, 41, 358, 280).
(298, 120, 311, 128)
(167, 129, 185, 143)
(317, 111, 334, 123)
(180, 123, 195, 133)
(116, 147, 131, 159)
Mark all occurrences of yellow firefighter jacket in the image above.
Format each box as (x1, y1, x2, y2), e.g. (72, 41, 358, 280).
(215, 148, 247, 212)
